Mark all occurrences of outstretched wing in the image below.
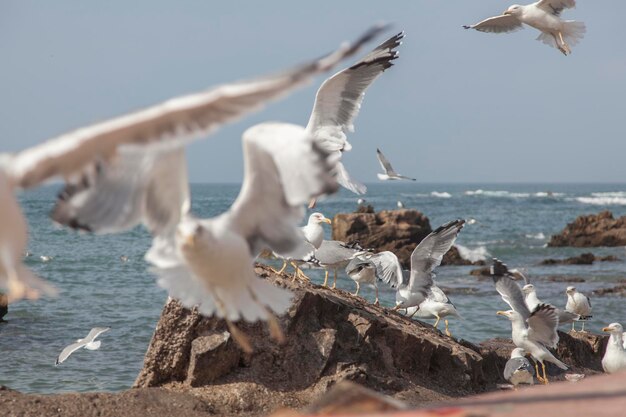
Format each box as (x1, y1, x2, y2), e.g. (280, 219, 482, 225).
(306, 32, 402, 163)
(230, 122, 338, 257)
(491, 260, 531, 319)
(376, 148, 397, 176)
(5, 25, 388, 190)
(368, 251, 405, 288)
(84, 327, 111, 343)
(535, 0, 576, 16)
(55, 341, 86, 365)
(463, 15, 524, 34)
(408, 220, 465, 291)
(527, 304, 559, 348)
(504, 357, 534, 380)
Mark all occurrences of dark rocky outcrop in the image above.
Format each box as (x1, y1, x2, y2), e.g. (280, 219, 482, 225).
(331, 209, 482, 268)
(541, 252, 619, 265)
(593, 284, 626, 297)
(0, 293, 7, 322)
(545, 276, 586, 283)
(548, 211, 626, 247)
(135, 264, 484, 415)
(469, 267, 491, 279)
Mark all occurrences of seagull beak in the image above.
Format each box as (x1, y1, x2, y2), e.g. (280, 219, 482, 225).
(182, 233, 195, 248)
(602, 327, 612, 332)
(322, 218, 332, 225)
(503, 10, 511, 15)
(496, 311, 507, 317)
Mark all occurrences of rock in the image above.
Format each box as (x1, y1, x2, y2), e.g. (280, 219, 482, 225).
(135, 264, 485, 414)
(545, 276, 586, 283)
(592, 284, 626, 297)
(540, 253, 620, 265)
(302, 381, 406, 415)
(331, 209, 480, 268)
(548, 211, 626, 247)
(186, 332, 240, 387)
(0, 293, 7, 322)
(439, 286, 480, 296)
(355, 205, 375, 214)
(469, 267, 491, 278)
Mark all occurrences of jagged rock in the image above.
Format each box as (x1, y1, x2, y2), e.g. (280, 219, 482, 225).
(331, 209, 479, 268)
(355, 205, 375, 214)
(548, 211, 626, 247)
(186, 332, 240, 387)
(545, 276, 586, 283)
(135, 264, 485, 414)
(469, 267, 491, 278)
(0, 293, 7, 322)
(541, 253, 620, 265)
(593, 284, 626, 297)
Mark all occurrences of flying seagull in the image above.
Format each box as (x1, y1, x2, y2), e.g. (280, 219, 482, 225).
(491, 259, 567, 384)
(307, 32, 404, 207)
(55, 327, 110, 365)
(463, 1, 585, 55)
(376, 148, 416, 181)
(0, 25, 386, 302)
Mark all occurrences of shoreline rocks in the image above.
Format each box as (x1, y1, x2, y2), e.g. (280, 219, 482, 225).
(593, 284, 626, 297)
(331, 209, 483, 268)
(540, 252, 619, 265)
(548, 211, 626, 247)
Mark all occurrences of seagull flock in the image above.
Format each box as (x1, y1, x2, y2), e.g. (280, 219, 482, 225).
(2, 2, 624, 390)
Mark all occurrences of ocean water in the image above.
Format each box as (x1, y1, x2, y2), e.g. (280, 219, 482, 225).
(2, 183, 626, 394)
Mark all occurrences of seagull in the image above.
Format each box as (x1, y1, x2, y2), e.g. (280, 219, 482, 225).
(397, 201, 404, 208)
(314, 240, 364, 288)
(39, 256, 53, 263)
(0, 25, 385, 302)
(491, 259, 567, 384)
(403, 287, 462, 337)
(55, 327, 110, 365)
(463, 0, 585, 56)
(301, 213, 332, 249)
(565, 286, 592, 331)
(345, 251, 399, 305)
(376, 148, 416, 181)
(388, 220, 465, 311)
(307, 32, 404, 207)
(601, 323, 626, 374)
(504, 348, 535, 388)
(520, 283, 581, 326)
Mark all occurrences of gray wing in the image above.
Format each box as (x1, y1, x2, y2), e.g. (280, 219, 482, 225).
(428, 284, 451, 304)
(55, 341, 86, 365)
(527, 304, 559, 348)
(306, 33, 403, 154)
(491, 260, 531, 319)
(408, 219, 465, 291)
(556, 309, 579, 325)
(463, 15, 524, 34)
(535, 0, 576, 16)
(376, 148, 397, 176)
(230, 122, 339, 257)
(504, 357, 534, 380)
(509, 268, 530, 285)
(274, 239, 316, 263)
(367, 251, 404, 288)
(51, 148, 189, 236)
(314, 240, 360, 266)
(5, 25, 386, 190)
(84, 327, 111, 343)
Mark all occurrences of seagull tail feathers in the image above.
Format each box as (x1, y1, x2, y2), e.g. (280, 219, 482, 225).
(85, 341, 101, 350)
(562, 21, 586, 46)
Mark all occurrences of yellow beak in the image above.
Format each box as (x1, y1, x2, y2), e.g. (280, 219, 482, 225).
(322, 218, 332, 225)
(503, 10, 511, 15)
(602, 327, 612, 332)
(496, 311, 507, 316)
(183, 234, 195, 247)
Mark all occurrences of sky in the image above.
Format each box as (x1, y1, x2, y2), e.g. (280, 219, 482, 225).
(2, 1, 626, 184)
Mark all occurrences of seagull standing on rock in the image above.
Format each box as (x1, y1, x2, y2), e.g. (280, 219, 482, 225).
(565, 286, 592, 331)
(504, 348, 535, 388)
(463, 0, 585, 56)
(601, 323, 626, 374)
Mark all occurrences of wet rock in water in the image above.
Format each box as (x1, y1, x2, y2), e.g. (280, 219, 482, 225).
(355, 204, 375, 214)
(469, 267, 491, 279)
(331, 209, 480, 268)
(593, 284, 626, 297)
(545, 276, 586, 283)
(135, 264, 484, 414)
(439, 286, 480, 296)
(548, 211, 626, 247)
(0, 293, 7, 322)
(541, 252, 620, 265)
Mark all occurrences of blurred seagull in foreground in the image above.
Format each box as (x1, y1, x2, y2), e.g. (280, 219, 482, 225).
(308, 32, 404, 207)
(491, 259, 567, 384)
(463, 0, 585, 55)
(0, 25, 386, 303)
(376, 148, 416, 181)
(55, 327, 110, 365)
(504, 348, 535, 388)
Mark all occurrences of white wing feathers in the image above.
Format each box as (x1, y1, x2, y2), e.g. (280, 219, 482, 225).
(367, 251, 404, 288)
(4, 25, 388, 191)
(336, 160, 367, 195)
(376, 148, 396, 176)
(535, 0, 576, 16)
(463, 15, 524, 34)
(306, 32, 403, 154)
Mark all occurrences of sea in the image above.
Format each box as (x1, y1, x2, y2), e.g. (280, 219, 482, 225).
(2, 183, 625, 394)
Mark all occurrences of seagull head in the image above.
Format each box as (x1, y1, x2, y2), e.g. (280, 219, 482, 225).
(566, 286, 576, 295)
(522, 284, 535, 295)
(503, 5, 523, 16)
(177, 217, 207, 250)
(308, 212, 332, 226)
(602, 323, 623, 334)
(496, 310, 520, 322)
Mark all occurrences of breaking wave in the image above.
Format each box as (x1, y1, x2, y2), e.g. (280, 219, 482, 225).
(431, 191, 452, 198)
(456, 244, 489, 262)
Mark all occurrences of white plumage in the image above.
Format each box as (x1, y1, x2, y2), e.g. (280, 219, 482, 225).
(565, 286, 592, 331)
(464, 1, 585, 55)
(55, 327, 110, 365)
(376, 148, 416, 181)
(601, 323, 626, 374)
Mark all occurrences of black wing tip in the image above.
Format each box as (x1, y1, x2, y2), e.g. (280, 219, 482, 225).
(530, 303, 556, 317)
(54, 358, 60, 366)
(490, 258, 509, 276)
(432, 219, 466, 235)
(462, 25, 472, 30)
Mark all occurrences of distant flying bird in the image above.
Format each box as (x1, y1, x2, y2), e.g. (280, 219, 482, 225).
(55, 327, 110, 365)
(376, 148, 416, 181)
(0, 25, 385, 302)
(307, 32, 403, 207)
(463, 0, 585, 55)
(565, 286, 592, 331)
(504, 348, 535, 388)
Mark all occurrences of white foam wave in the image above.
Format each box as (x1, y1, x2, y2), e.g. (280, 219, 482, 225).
(431, 191, 452, 198)
(464, 190, 563, 199)
(456, 244, 489, 262)
(576, 197, 626, 206)
(534, 192, 564, 198)
(525, 232, 546, 240)
(591, 192, 626, 198)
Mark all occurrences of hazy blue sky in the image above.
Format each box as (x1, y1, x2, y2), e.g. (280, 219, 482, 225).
(2, 1, 626, 183)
